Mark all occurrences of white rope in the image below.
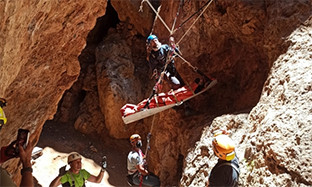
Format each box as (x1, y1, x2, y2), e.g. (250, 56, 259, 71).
(174, 51, 197, 71)
(142, 0, 173, 35)
(177, 0, 213, 45)
(171, 0, 183, 34)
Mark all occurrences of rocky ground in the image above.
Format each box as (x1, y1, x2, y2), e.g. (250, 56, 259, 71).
(34, 121, 130, 187)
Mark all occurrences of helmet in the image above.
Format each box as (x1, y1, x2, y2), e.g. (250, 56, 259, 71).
(146, 34, 158, 44)
(212, 134, 235, 161)
(0, 98, 7, 108)
(67, 152, 82, 164)
(130, 134, 141, 145)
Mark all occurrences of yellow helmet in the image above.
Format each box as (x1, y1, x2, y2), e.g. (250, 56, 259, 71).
(212, 134, 235, 161)
(130, 134, 141, 145)
(0, 107, 7, 125)
(0, 98, 7, 108)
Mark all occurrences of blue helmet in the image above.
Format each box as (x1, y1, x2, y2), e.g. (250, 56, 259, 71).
(146, 34, 158, 44)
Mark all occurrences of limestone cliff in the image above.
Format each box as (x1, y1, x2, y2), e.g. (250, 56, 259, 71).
(0, 0, 311, 186)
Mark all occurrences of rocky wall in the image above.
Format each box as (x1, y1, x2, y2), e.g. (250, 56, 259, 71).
(181, 8, 312, 187)
(1, 0, 311, 186)
(0, 0, 107, 184)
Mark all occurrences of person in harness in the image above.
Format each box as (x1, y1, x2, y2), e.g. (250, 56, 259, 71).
(207, 130, 240, 187)
(0, 98, 7, 131)
(49, 152, 106, 187)
(146, 35, 196, 116)
(127, 134, 160, 187)
(146, 34, 185, 92)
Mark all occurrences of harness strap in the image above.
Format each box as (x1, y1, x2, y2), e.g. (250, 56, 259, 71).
(154, 95, 159, 107)
(186, 82, 195, 95)
(171, 89, 179, 103)
(68, 171, 85, 187)
(69, 173, 75, 186)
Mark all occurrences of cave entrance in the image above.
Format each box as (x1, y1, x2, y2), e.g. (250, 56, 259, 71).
(45, 0, 119, 132)
(37, 2, 131, 186)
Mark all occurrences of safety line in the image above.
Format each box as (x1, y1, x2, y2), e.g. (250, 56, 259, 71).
(177, 0, 213, 45)
(141, 0, 173, 35)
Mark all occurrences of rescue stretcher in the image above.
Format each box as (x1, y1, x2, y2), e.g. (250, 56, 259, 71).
(121, 79, 217, 124)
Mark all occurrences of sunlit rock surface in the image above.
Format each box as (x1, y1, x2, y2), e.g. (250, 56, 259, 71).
(0, 0, 311, 186)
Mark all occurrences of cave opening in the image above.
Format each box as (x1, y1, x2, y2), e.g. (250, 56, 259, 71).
(48, 0, 120, 125)
(38, 2, 129, 185)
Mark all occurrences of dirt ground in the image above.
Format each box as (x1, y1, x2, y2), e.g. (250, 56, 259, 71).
(34, 121, 131, 187)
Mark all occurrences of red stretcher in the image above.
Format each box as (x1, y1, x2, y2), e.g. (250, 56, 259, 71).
(120, 79, 217, 124)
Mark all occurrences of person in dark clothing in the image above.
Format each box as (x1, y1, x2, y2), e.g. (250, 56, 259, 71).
(146, 34, 185, 92)
(208, 130, 240, 187)
(146, 35, 197, 116)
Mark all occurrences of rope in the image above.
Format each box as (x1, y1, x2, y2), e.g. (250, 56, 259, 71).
(144, 114, 157, 158)
(177, 0, 213, 45)
(150, 115, 157, 137)
(173, 0, 212, 34)
(171, 89, 179, 103)
(171, 0, 184, 34)
(174, 51, 197, 71)
(141, 0, 172, 35)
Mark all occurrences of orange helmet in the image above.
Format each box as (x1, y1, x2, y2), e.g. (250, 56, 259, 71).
(212, 133, 235, 161)
(130, 134, 141, 145)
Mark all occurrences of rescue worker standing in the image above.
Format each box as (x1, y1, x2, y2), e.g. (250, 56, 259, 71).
(146, 34, 185, 92)
(50, 152, 105, 187)
(0, 98, 7, 131)
(208, 130, 240, 187)
(127, 134, 160, 187)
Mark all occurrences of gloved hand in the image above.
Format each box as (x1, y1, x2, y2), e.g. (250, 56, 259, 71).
(58, 165, 67, 177)
(101, 156, 107, 170)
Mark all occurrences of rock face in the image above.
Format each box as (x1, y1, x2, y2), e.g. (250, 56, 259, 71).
(0, 0, 311, 186)
(0, 0, 107, 184)
(181, 14, 312, 186)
